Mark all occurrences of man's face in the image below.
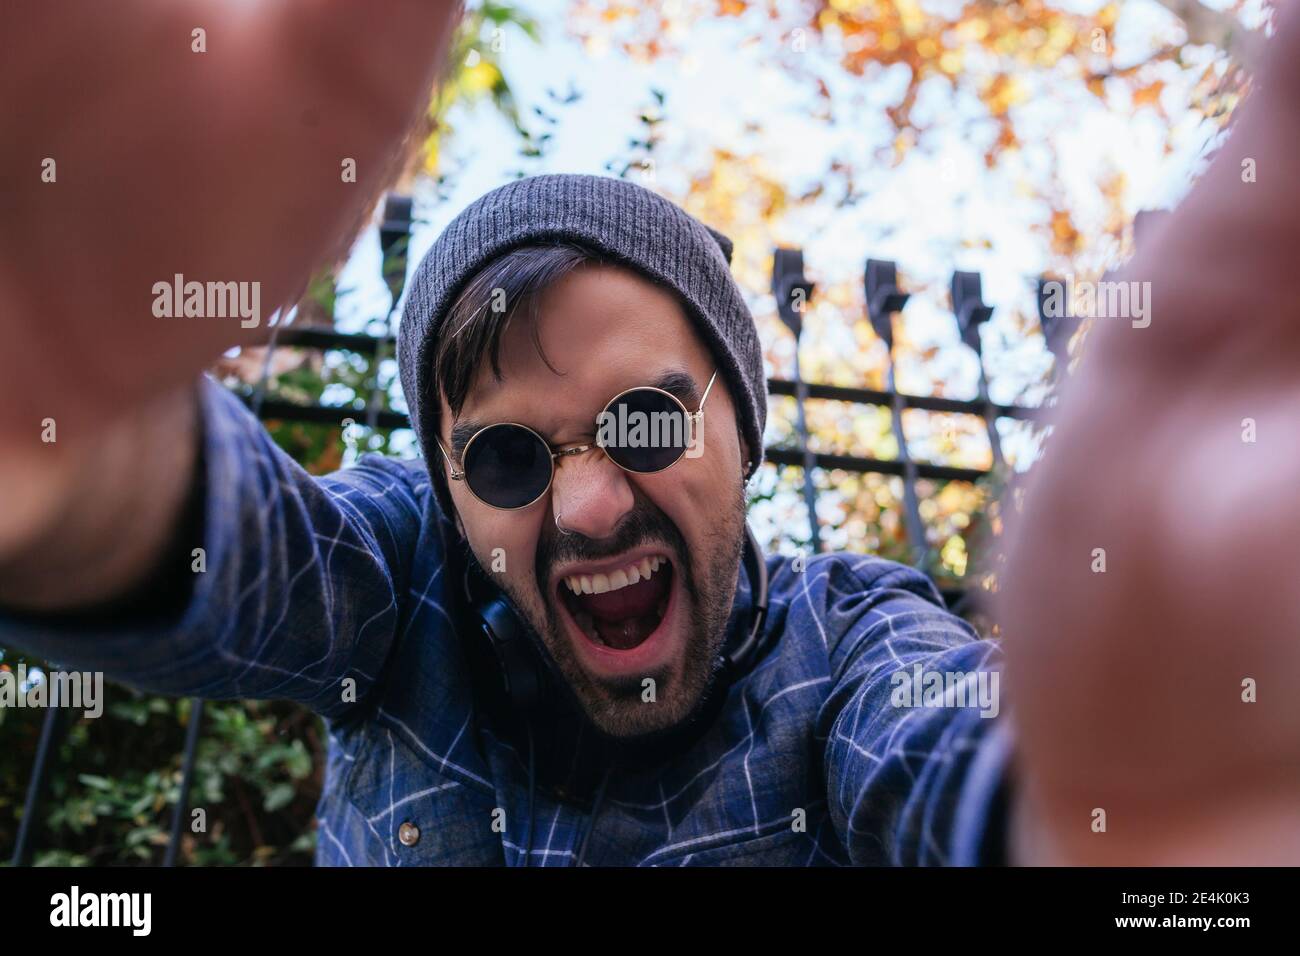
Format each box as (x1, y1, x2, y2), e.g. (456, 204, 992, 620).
(438, 264, 749, 737)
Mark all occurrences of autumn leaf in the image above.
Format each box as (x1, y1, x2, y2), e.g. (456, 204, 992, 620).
(1132, 80, 1166, 114)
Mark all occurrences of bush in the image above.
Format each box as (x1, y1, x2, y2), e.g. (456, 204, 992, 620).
(1, 651, 322, 867)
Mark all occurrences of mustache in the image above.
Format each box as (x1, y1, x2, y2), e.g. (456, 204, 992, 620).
(535, 495, 693, 597)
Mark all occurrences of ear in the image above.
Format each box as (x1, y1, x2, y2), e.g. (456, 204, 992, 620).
(705, 226, 734, 265)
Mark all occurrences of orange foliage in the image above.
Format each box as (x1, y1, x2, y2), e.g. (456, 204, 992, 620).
(562, 0, 1257, 578)
(567, 0, 1239, 169)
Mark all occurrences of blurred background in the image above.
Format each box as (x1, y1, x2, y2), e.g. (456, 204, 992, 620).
(1, 0, 1268, 865)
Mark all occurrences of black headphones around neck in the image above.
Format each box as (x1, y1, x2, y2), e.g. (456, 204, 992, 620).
(463, 525, 771, 717)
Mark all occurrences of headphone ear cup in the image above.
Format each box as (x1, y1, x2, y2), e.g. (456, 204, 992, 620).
(721, 524, 771, 675)
(478, 595, 549, 711)
(460, 551, 550, 711)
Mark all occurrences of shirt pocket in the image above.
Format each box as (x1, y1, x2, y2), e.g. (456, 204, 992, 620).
(340, 724, 503, 866)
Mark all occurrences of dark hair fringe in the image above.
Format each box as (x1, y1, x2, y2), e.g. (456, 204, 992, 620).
(432, 242, 601, 420)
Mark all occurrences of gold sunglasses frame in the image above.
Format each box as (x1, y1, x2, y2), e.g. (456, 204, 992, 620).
(436, 370, 718, 511)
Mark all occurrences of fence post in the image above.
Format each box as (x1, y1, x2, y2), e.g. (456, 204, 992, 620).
(366, 195, 414, 433)
(951, 270, 1003, 468)
(164, 699, 205, 866)
(1037, 277, 1078, 377)
(772, 248, 822, 553)
(11, 703, 72, 866)
(864, 259, 929, 569)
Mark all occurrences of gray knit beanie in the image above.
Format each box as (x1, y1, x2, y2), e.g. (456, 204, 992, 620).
(396, 174, 766, 479)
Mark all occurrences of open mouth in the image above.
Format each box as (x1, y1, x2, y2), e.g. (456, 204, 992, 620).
(556, 553, 674, 652)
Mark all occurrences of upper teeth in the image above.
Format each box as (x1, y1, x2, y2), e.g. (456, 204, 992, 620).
(565, 556, 665, 596)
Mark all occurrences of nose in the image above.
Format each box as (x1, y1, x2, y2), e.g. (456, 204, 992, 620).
(550, 448, 635, 540)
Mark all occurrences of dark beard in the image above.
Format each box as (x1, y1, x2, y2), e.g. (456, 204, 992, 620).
(496, 488, 746, 738)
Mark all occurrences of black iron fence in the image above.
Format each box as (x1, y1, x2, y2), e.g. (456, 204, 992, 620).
(8, 193, 1082, 866)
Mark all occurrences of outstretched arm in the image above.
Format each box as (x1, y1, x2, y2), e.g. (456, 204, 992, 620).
(998, 7, 1300, 864)
(2, 379, 440, 721)
(0, 1, 459, 609)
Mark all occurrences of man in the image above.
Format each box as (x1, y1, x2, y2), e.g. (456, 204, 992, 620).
(2, 0, 1298, 867)
(3, 172, 1011, 866)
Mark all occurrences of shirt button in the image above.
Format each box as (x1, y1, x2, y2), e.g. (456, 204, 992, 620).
(398, 822, 420, 847)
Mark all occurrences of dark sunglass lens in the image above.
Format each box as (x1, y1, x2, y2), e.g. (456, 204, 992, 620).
(597, 388, 692, 472)
(464, 425, 552, 508)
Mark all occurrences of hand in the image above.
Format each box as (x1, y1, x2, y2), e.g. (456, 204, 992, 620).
(0, 1, 459, 604)
(998, 7, 1300, 864)
(0, 0, 458, 444)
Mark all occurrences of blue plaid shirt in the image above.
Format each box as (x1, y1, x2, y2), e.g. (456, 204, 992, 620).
(5, 377, 1013, 866)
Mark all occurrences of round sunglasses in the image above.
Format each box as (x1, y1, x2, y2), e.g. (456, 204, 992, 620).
(437, 371, 718, 510)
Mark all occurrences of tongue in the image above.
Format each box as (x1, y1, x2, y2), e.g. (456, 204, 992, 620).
(571, 567, 671, 651)
(594, 614, 659, 650)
